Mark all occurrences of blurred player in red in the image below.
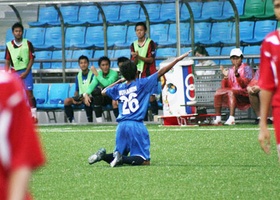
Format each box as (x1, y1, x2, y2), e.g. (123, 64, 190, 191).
(0, 71, 45, 200)
(258, 0, 280, 160)
(5, 22, 37, 123)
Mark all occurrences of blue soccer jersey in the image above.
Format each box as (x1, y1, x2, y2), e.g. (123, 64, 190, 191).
(106, 72, 158, 122)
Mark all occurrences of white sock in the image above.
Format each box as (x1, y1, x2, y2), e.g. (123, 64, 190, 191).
(31, 108, 37, 118)
(216, 116, 221, 121)
(96, 117, 103, 123)
(228, 116, 235, 121)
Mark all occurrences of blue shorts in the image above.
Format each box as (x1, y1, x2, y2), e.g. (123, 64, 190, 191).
(115, 121, 150, 160)
(15, 69, 33, 91)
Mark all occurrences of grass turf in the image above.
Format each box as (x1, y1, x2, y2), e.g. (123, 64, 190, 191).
(31, 124, 280, 199)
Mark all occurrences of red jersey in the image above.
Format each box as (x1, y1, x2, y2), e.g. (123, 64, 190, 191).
(130, 39, 157, 78)
(259, 30, 280, 107)
(0, 72, 45, 200)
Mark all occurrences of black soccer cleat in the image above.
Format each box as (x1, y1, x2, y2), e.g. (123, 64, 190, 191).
(88, 148, 106, 165)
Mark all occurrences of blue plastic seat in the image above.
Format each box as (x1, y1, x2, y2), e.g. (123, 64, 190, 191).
(168, 23, 190, 46)
(196, 1, 224, 21)
(33, 84, 49, 109)
(71, 49, 94, 69)
(182, 2, 203, 21)
(48, 5, 80, 26)
(33, 51, 52, 69)
(194, 22, 211, 44)
(156, 47, 177, 67)
(114, 4, 143, 23)
(231, 21, 254, 44)
(203, 22, 233, 45)
(234, 0, 245, 16)
(117, 25, 137, 48)
(68, 5, 101, 25)
(80, 26, 104, 48)
(243, 45, 260, 64)
(65, 26, 86, 48)
(150, 24, 169, 47)
(101, 4, 123, 24)
(243, 20, 277, 44)
(44, 27, 62, 49)
(155, 3, 176, 23)
(25, 27, 46, 49)
(206, 47, 221, 65)
(108, 25, 127, 47)
(213, 1, 235, 20)
(139, 3, 161, 23)
(6, 28, 15, 43)
(42, 83, 70, 109)
(51, 50, 72, 69)
(28, 6, 58, 27)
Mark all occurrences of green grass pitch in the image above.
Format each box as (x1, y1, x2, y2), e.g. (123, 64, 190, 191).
(31, 124, 280, 199)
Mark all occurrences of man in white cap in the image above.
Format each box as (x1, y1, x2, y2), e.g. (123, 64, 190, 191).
(212, 48, 254, 125)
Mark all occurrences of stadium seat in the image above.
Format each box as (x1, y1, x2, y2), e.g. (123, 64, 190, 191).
(67, 5, 102, 25)
(48, 5, 80, 26)
(234, 0, 245, 16)
(25, 28, 46, 49)
(51, 50, 72, 69)
(156, 47, 177, 67)
(194, 22, 211, 44)
(112, 49, 131, 68)
(33, 51, 52, 69)
(114, 3, 143, 23)
(231, 21, 254, 44)
(0, 51, 5, 62)
(100, 4, 124, 24)
(168, 23, 190, 46)
(180, 2, 203, 21)
(212, 1, 235, 20)
(256, 0, 275, 19)
(242, 20, 277, 44)
(150, 24, 169, 47)
(206, 47, 221, 65)
(65, 26, 86, 48)
(243, 45, 260, 64)
(28, 6, 58, 27)
(33, 84, 49, 109)
(108, 25, 127, 47)
(139, 3, 162, 23)
(79, 26, 104, 48)
(43, 83, 70, 109)
(155, 3, 176, 23)
(202, 22, 233, 45)
(117, 25, 137, 47)
(71, 49, 94, 69)
(239, 0, 265, 20)
(195, 1, 224, 21)
(44, 27, 62, 49)
(5, 28, 15, 43)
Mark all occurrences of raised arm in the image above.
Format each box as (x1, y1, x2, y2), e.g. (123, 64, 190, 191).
(157, 50, 192, 78)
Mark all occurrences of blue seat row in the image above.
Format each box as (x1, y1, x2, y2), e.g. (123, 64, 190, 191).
(28, 1, 249, 28)
(33, 48, 131, 70)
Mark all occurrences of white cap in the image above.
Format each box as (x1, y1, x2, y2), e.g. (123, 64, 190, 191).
(230, 48, 243, 58)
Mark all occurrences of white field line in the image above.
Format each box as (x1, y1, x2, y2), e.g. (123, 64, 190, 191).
(38, 127, 273, 133)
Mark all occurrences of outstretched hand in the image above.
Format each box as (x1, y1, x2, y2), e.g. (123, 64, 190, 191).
(177, 50, 192, 61)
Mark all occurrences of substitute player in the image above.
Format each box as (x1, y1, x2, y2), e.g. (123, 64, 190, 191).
(88, 50, 192, 167)
(258, 0, 280, 160)
(5, 22, 37, 123)
(0, 71, 45, 200)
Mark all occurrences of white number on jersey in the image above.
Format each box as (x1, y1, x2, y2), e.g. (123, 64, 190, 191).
(120, 92, 139, 114)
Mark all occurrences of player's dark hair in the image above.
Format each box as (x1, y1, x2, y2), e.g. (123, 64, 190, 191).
(98, 56, 111, 67)
(117, 56, 129, 66)
(135, 22, 147, 31)
(78, 55, 89, 63)
(120, 60, 137, 81)
(12, 22, 24, 32)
